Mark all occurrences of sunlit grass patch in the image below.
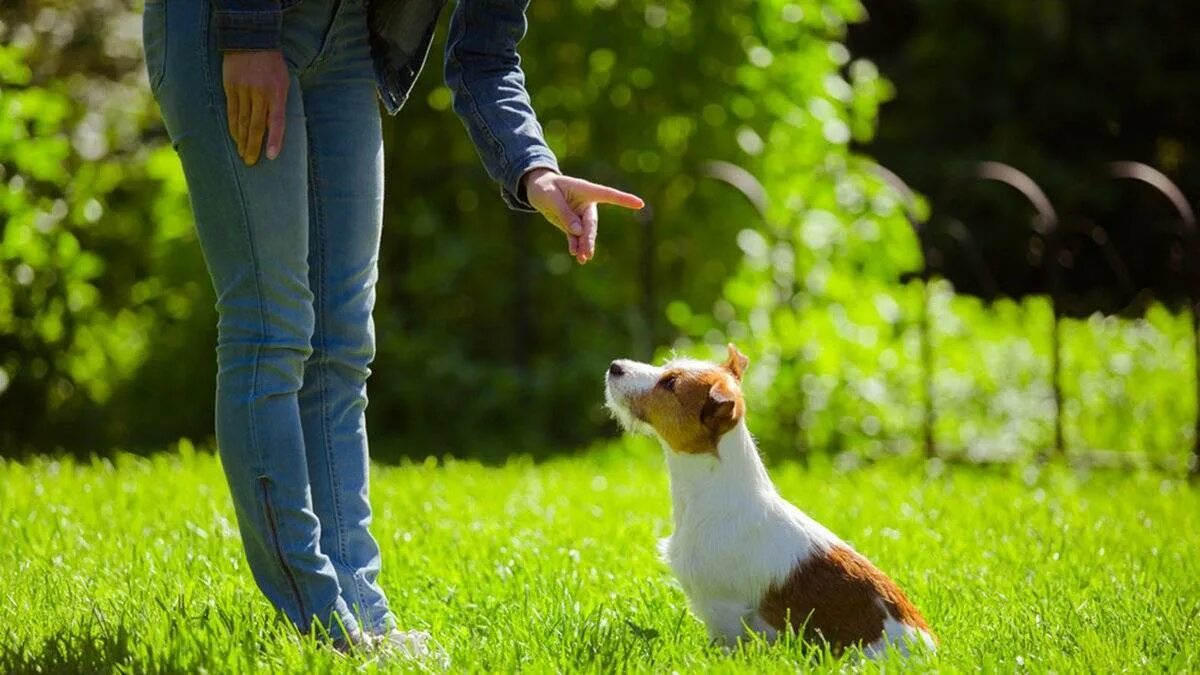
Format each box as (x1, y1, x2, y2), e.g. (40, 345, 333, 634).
(1, 440, 1197, 672)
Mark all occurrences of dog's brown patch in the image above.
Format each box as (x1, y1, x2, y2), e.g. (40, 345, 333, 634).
(758, 545, 933, 653)
(631, 366, 744, 456)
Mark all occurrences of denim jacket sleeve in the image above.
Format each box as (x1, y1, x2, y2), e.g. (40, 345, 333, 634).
(443, 0, 560, 211)
(212, 0, 284, 51)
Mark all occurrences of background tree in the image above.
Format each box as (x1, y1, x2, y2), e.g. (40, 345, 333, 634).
(1, 0, 1194, 465)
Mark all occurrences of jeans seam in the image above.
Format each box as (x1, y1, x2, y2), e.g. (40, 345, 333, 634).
(203, 6, 307, 625)
(213, 69, 265, 475)
(307, 139, 365, 616)
(306, 0, 347, 73)
(446, 6, 508, 177)
(145, 2, 168, 94)
(201, 29, 267, 473)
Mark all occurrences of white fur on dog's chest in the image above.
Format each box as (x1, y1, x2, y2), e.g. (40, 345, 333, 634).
(661, 424, 842, 612)
(663, 512, 824, 604)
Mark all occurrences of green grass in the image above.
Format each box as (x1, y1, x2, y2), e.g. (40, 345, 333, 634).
(2, 438, 1198, 673)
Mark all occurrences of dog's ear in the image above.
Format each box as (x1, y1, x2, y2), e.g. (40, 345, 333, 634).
(722, 343, 749, 381)
(700, 381, 738, 434)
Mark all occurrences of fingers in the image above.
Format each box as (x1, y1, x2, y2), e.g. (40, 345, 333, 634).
(526, 171, 641, 265)
(236, 87, 252, 159)
(224, 82, 240, 150)
(575, 202, 599, 264)
(572, 179, 645, 210)
(222, 51, 289, 165)
(547, 189, 586, 261)
(265, 80, 288, 161)
(243, 92, 268, 165)
(547, 189, 582, 237)
(537, 186, 586, 261)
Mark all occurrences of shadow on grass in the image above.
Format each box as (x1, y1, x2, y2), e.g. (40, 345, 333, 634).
(0, 626, 161, 675)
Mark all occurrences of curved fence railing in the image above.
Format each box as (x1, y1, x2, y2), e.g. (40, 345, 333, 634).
(682, 159, 1200, 476)
(889, 160, 1199, 475)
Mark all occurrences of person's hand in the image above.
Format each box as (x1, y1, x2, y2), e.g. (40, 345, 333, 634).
(223, 50, 289, 166)
(524, 168, 644, 264)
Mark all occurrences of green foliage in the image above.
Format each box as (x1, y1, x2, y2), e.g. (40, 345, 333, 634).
(1, 442, 1198, 671)
(0, 7, 204, 453)
(680, 257, 1196, 464)
(654, 0, 1198, 465)
(1, 0, 1196, 466)
(364, 0, 886, 457)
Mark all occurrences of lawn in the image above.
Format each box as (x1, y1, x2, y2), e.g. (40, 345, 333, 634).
(2, 438, 1198, 673)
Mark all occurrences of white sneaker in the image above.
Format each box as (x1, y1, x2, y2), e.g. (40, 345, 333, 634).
(366, 629, 450, 669)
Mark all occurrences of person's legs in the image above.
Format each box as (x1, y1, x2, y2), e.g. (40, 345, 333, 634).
(146, 0, 361, 643)
(293, 0, 394, 634)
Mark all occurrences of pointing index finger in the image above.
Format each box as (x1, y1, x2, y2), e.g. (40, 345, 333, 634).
(579, 181, 645, 210)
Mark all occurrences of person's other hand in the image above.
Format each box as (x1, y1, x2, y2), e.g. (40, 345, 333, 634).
(524, 168, 644, 264)
(223, 50, 289, 166)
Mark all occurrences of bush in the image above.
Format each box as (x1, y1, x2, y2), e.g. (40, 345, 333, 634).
(1, 0, 886, 460)
(0, 4, 206, 456)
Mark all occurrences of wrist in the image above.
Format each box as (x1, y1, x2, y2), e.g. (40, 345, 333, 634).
(522, 167, 558, 192)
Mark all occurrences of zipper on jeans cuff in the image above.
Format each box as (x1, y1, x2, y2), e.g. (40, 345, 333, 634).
(258, 475, 309, 631)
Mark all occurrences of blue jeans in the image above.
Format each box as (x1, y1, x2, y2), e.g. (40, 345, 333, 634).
(143, 0, 390, 643)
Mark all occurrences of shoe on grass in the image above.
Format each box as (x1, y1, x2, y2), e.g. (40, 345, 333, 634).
(366, 629, 450, 669)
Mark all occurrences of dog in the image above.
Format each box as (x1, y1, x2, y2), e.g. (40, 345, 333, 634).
(604, 344, 935, 657)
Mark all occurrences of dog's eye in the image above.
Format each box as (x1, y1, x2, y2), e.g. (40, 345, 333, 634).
(658, 375, 677, 392)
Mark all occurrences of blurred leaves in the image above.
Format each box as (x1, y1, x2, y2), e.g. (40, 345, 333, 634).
(363, 0, 891, 458)
(0, 0, 1195, 466)
(0, 3, 202, 452)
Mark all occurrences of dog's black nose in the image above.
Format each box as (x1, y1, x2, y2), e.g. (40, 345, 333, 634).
(608, 362, 625, 377)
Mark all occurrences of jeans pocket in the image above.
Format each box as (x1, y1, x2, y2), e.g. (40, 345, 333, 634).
(142, 0, 168, 95)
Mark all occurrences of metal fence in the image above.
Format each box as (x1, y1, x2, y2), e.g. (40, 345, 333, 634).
(694, 159, 1200, 477)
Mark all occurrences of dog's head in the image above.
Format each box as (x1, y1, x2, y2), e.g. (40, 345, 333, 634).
(604, 344, 749, 455)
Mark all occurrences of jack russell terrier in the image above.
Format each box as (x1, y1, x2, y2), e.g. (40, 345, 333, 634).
(604, 345, 935, 657)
